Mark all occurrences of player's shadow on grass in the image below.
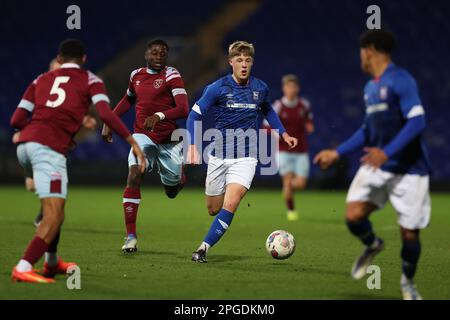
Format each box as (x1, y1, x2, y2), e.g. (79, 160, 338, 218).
(207, 254, 252, 263)
(300, 217, 343, 225)
(343, 293, 399, 300)
(62, 226, 119, 235)
(137, 249, 178, 256)
(12, 221, 121, 235)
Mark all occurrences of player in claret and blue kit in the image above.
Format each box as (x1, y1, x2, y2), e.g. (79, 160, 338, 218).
(314, 30, 431, 300)
(186, 41, 298, 263)
(102, 39, 189, 253)
(9, 39, 146, 283)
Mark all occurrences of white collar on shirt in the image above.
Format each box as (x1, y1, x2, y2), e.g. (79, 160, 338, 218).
(281, 96, 298, 108)
(60, 62, 81, 69)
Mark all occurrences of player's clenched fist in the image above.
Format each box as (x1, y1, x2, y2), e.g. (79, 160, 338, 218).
(186, 144, 201, 165)
(101, 124, 113, 143)
(12, 131, 21, 144)
(143, 114, 161, 131)
(282, 132, 298, 150)
(313, 149, 339, 169)
(360, 147, 388, 169)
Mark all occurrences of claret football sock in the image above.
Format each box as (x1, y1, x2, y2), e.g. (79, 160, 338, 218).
(401, 240, 421, 279)
(203, 208, 234, 248)
(286, 198, 295, 211)
(123, 187, 141, 237)
(346, 218, 376, 247)
(19, 236, 49, 271)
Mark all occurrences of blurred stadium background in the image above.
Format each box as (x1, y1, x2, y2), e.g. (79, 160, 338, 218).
(1, 0, 449, 189)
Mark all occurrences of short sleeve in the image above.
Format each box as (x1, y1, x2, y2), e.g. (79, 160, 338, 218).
(194, 82, 218, 115)
(167, 69, 187, 97)
(88, 71, 110, 104)
(126, 68, 141, 97)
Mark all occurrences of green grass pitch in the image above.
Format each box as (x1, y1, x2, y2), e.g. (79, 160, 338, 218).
(0, 186, 449, 299)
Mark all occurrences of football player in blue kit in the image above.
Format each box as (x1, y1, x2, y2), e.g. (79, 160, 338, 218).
(186, 41, 298, 263)
(314, 30, 431, 300)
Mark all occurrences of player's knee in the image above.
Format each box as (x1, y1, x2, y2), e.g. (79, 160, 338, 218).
(222, 199, 240, 213)
(207, 205, 221, 216)
(345, 206, 364, 223)
(401, 228, 419, 243)
(293, 178, 307, 190)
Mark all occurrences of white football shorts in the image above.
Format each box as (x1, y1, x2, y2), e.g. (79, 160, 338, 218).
(346, 165, 431, 230)
(205, 155, 258, 196)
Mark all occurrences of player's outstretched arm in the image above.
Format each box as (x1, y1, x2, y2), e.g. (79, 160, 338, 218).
(314, 126, 367, 169)
(361, 116, 426, 168)
(313, 149, 340, 169)
(95, 101, 146, 173)
(101, 94, 135, 143)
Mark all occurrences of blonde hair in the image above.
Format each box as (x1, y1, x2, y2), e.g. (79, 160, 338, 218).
(282, 74, 300, 86)
(228, 41, 255, 58)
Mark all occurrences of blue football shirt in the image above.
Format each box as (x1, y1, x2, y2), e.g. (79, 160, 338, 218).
(193, 74, 273, 159)
(362, 63, 431, 175)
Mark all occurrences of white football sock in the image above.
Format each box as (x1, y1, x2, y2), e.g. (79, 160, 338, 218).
(198, 242, 211, 253)
(401, 273, 413, 285)
(16, 259, 32, 272)
(369, 238, 380, 250)
(45, 252, 58, 267)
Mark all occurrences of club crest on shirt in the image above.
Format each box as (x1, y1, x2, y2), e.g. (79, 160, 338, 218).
(154, 79, 163, 88)
(253, 91, 260, 101)
(379, 86, 388, 100)
(135, 80, 141, 86)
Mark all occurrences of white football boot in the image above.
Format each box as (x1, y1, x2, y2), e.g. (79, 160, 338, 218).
(287, 210, 299, 221)
(351, 238, 384, 280)
(122, 236, 137, 253)
(401, 274, 423, 300)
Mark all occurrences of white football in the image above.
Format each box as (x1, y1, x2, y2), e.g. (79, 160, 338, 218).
(266, 230, 296, 260)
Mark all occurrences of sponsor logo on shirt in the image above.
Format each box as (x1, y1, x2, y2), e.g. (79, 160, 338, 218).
(366, 103, 388, 114)
(379, 86, 388, 100)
